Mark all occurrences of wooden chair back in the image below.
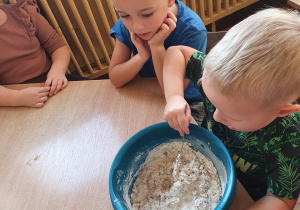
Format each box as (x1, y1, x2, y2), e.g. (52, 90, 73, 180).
(206, 31, 227, 54)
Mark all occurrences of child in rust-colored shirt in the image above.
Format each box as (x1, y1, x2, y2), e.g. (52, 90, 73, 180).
(0, 0, 69, 107)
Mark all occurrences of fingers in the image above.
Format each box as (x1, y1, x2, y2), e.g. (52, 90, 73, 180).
(177, 107, 191, 136)
(162, 18, 176, 33)
(149, 12, 177, 47)
(44, 78, 52, 87)
(35, 88, 50, 107)
(130, 32, 140, 46)
(35, 101, 47, 108)
(38, 96, 48, 103)
(169, 117, 184, 136)
(19, 87, 49, 108)
(185, 105, 192, 125)
(161, 11, 177, 33)
(131, 32, 146, 48)
(37, 86, 50, 93)
(170, 117, 186, 137)
(130, 32, 151, 60)
(33, 95, 48, 108)
(165, 104, 191, 136)
(130, 32, 136, 43)
(164, 11, 177, 31)
(48, 79, 57, 96)
(166, 114, 190, 136)
(61, 78, 68, 89)
(167, 11, 177, 23)
(158, 18, 176, 36)
(45, 78, 67, 96)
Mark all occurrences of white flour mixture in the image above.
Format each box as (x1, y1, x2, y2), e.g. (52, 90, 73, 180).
(131, 142, 222, 210)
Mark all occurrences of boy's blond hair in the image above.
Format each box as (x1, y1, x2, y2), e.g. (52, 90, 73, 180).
(203, 8, 300, 106)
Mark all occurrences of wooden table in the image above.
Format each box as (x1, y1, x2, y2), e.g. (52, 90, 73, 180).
(288, 0, 300, 10)
(0, 78, 253, 209)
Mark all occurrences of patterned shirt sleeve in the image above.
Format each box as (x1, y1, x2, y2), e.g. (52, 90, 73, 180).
(186, 51, 206, 86)
(264, 113, 300, 199)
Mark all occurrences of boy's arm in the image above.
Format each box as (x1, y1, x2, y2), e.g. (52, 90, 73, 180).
(246, 191, 297, 210)
(45, 45, 70, 96)
(163, 45, 192, 100)
(109, 38, 150, 87)
(149, 11, 177, 92)
(149, 44, 165, 92)
(163, 45, 197, 136)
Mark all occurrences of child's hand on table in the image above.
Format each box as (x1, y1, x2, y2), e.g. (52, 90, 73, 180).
(164, 95, 192, 136)
(17, 86, 50, 108)
(45, 70, 68, 96)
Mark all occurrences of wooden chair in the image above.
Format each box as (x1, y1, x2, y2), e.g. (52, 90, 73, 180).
(287, 0, 300, 10)
(206, 31, 227, 54)
(38, 0, 117, 79)
(184, 0, 260, 32)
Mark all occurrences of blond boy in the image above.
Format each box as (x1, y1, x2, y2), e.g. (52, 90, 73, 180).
(164, 8, 300, 209)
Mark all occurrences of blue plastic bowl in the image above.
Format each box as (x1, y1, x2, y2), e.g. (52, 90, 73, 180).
(109, 122, 236, 209)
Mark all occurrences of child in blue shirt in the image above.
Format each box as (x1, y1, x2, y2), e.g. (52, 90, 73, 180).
(109, 0, 207, 122)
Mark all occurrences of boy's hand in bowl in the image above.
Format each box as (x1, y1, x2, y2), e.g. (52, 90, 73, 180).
(164, 96, 191, 136)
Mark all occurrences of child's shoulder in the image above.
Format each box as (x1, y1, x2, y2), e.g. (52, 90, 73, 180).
(187, 51, 206, 69)
(176, 0, 205, 30)
(256, 112, 300, 143)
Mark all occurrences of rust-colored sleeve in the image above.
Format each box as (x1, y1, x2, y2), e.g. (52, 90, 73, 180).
(20, 0, 65, 56)
(34, 12, 65, 56)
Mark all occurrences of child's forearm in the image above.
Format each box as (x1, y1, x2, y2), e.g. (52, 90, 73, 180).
(109, 54, 148, 88)
(163, 46, 197, 101)
(150, 45, 166, 92)
(163, 46, 185, 101)
(49, 45, 70, 75)
(0, 85, 19, 106)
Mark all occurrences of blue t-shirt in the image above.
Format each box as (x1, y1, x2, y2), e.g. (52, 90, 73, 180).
(110, 0, 207, 103)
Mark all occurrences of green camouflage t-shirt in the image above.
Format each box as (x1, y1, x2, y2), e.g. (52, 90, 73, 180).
(186, 51, 300, 199)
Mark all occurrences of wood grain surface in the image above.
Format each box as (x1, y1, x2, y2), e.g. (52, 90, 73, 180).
(0, 78, 256, 209)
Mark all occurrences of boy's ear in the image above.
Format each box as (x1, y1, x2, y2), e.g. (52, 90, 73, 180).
(276, 104, 300, 117)
(168, 0, 175, 7)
